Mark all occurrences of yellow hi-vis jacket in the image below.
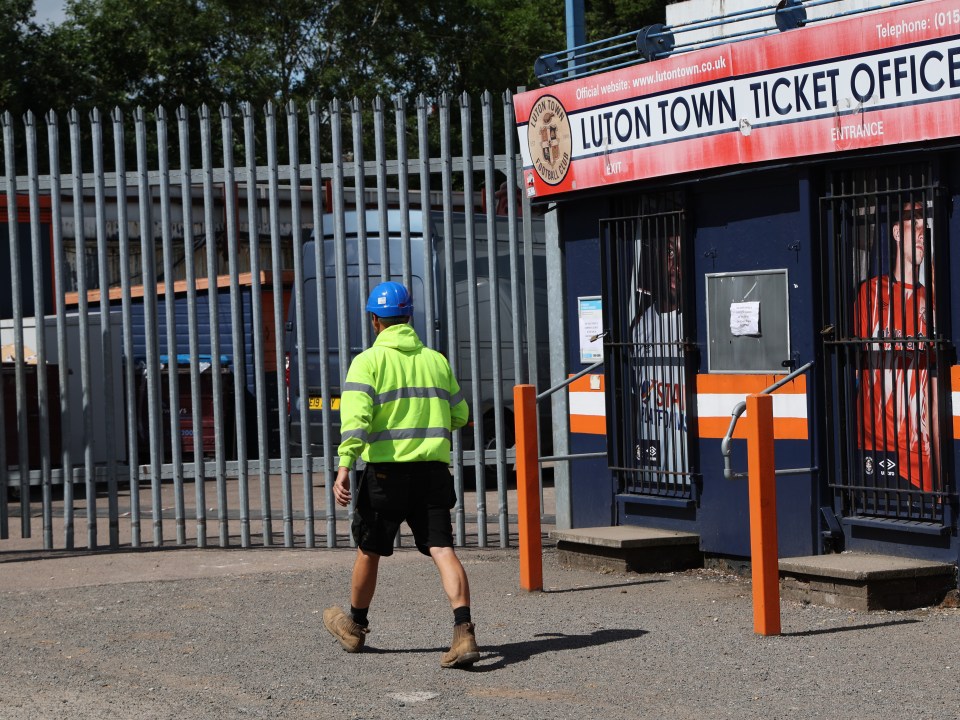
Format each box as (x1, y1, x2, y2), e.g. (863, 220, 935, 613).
(337, 323, 469, 469)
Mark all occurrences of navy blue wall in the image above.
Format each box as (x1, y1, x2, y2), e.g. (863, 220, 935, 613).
(557, 166, 827, 558)
(560, 204, 616, 528)
(691, 167, 820, 558)
(558, 150, 960, 563)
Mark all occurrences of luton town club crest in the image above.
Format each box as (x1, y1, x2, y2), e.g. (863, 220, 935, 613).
(526, 95, 572, 186)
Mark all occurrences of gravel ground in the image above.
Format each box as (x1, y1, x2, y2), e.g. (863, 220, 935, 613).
(1, 544, 959, 720)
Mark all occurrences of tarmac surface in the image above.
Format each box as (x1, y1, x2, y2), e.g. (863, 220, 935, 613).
(2, 536, 960, 720)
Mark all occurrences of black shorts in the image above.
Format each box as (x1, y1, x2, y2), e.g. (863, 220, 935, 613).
(352, 461, 457, 557)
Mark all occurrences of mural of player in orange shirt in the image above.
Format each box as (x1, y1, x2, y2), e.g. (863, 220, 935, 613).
(854, 200, 938, 492)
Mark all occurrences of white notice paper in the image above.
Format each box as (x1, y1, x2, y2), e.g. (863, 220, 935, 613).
(730, 301, 760, 336)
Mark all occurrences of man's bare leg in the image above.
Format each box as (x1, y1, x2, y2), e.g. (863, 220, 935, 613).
(429, 546, 470, 607)
(323, 548, 380, 652)
(431, 546, 479, 667)
(351, 548, 381, 609)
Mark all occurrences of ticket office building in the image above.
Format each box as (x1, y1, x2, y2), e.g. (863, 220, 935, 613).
(555, 149, 960, 565)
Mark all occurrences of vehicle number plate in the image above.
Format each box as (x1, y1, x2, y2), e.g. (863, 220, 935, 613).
(308, 396, 340, 410)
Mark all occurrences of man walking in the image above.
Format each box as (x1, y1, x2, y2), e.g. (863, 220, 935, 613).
(322, 281, 480, 668)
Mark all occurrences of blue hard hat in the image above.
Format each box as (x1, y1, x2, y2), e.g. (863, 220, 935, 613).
(365, 281, 414, 318)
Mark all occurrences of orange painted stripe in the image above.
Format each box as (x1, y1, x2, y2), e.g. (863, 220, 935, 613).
(697, 373, 808, 440)
(570, 415, 606, 435)
(699, 416, 808, 440)
(952, 366, 960, 440)
(568, 374, 606, 392)
(696, 373, 806, 394)
(569, 373, 606, 435)
(567, 372, 810, 439)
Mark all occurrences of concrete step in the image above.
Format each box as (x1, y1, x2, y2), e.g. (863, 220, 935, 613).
(551, 528, 957, 611)
(550, 526, 703, 573)
(779, 552, 957, 611)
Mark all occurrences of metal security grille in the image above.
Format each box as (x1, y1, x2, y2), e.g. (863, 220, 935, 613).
(0, 93, 548, 552)
(601, 200, 694, 499)
(820, 164, 953, 525)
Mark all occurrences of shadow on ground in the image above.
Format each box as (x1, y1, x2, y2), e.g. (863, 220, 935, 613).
(364, 627, 648, 670)
(782, 618, 920, 637)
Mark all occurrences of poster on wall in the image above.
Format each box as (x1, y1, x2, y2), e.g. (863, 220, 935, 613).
(515, 0, 960, 198)
(578, 296, 604, 363)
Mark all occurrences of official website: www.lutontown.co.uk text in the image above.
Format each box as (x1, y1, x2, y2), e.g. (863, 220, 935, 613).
(633, 56, 727, 88)
(574, 56, 727, 100)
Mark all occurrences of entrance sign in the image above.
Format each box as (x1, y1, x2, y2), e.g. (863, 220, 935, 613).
(515, 0, 960, 198)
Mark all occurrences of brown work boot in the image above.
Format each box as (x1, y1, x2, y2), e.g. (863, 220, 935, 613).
(440, 622, 480, 668)
(323, 606, 369, 653)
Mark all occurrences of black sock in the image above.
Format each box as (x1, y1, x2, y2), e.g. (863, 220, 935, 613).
(350, 605, 369, 628)
(453, 605, 471, 626)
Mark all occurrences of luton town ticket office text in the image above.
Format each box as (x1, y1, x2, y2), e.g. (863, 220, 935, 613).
(515, 0, 960, 564)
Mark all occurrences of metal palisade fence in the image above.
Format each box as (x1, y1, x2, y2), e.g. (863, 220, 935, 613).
(0, 92, 550, 553)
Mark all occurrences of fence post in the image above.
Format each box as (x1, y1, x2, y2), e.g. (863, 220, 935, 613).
(746, 393, 780, 636)
(514, 384, 542, 591)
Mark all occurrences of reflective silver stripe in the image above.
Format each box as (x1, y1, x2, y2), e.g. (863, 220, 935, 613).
(367, 427, 452, 444)
(374, 386, 454, 404)
(345, 383, 458, 407)
(450, 390, 464, 406)
(340, 428, 370, 442)
(343, 381, 375, 397)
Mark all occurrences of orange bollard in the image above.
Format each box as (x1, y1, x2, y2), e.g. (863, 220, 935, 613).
(746, 393, 780, 636)
(514, 384, 543, 592)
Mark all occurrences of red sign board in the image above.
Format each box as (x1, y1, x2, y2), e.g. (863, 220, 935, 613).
(515, 0, 960, 198)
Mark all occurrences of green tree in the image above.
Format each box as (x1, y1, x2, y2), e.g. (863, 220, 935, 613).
(204, 0, 334, 108)
(6, 0, 663, 116)
(0, 0, 663, 170)
(586, 0, 666, 43)
(0, 0, 49, 120)
(62, 0, 220, 111)
(465, 0, 565, 93)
